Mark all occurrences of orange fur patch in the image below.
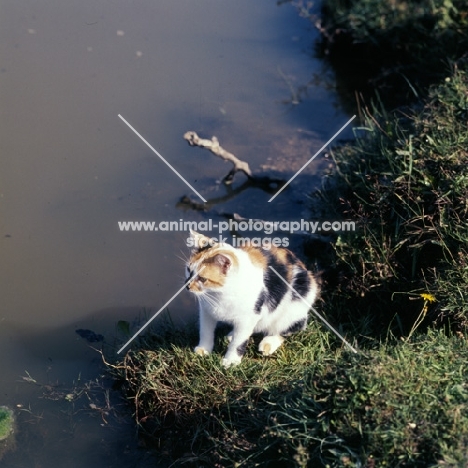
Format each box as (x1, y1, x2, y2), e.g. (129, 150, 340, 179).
(189, 248, 238, 290)
(270, 247, 297, 282)
(240, 246, 267, 269)
(273, 247, 288, 262)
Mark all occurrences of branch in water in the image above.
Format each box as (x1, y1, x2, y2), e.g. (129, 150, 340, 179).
(183, 131, 253, 184)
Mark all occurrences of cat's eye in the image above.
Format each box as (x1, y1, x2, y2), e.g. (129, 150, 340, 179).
(198, 276, 207, 284)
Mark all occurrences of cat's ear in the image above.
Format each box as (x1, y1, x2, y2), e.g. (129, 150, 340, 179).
(189, 229, 215, 251)
(213, 253, 232, 275)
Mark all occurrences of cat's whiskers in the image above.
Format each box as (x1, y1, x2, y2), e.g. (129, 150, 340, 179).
(198, 293, 217, 309)
(198, 291, 221, 310)
(197, 295, 213, 309)
(177, 250, 190, 264)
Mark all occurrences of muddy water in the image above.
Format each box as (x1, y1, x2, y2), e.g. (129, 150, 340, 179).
(0, 1, 352, 465)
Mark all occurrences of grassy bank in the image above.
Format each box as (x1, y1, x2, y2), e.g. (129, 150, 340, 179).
(316, 61, 468, 338)
(110, 324, 468, 467)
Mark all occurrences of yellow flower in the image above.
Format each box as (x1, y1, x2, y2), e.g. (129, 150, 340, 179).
(420, 293, 437, 303)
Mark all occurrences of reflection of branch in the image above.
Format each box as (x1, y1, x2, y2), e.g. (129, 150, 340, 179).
(177, 195, 208, 212)
(183, 131, 252, 184)
(177, 180, 252, 211)
(177, 176, 286, 212)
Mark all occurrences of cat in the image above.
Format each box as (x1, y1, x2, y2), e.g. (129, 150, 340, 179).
(185, 230, 319, 367)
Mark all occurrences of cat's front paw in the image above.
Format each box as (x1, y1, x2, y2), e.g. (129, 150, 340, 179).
(221, 355, 242, 368)
(258, 335, 285, 356)
(194, 346, 211, 356)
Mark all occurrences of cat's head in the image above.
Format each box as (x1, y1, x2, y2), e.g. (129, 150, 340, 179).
(185, 230, 237, 294)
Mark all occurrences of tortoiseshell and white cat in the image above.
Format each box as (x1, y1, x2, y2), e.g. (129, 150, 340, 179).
(186, 230, 319, 367)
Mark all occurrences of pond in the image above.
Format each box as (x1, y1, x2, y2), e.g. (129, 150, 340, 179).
(0, 0, 353, 465)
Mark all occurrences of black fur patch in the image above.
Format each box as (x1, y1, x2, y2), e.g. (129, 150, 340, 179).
(254, 290, 266, 314)
(193, 242, 214, 255)
(263, 251, 288, 312)
(281, 319, 307, 336)
(285, 249, 297, 265)
(236, 340, 249, 356)
(291, 269, 310, 300)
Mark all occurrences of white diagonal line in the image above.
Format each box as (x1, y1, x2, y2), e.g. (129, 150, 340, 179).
(269, 266, 358, 353)
(117, 266, 205, 354)
(118, 114, 207, 203)
(268, 114, 356, 202)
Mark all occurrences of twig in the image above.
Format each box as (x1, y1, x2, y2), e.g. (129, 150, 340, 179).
(183, 131, 253, 184)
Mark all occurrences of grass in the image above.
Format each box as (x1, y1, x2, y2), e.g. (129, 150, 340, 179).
(109, 322, 468, 467)
(0, 406, 15, 461)
(315, 61, 468, 338)
(316, 0, 468, 105)
(0, 407, 14, 441)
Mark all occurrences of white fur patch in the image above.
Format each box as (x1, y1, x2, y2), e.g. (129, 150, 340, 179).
(222, 355, 242, 368)
(194, 346, 210, 356)
(258, 335, 285, 356)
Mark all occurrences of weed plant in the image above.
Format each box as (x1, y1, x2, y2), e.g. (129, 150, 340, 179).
(317, 61, 468, 337)
(0, 407, 14, 441)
